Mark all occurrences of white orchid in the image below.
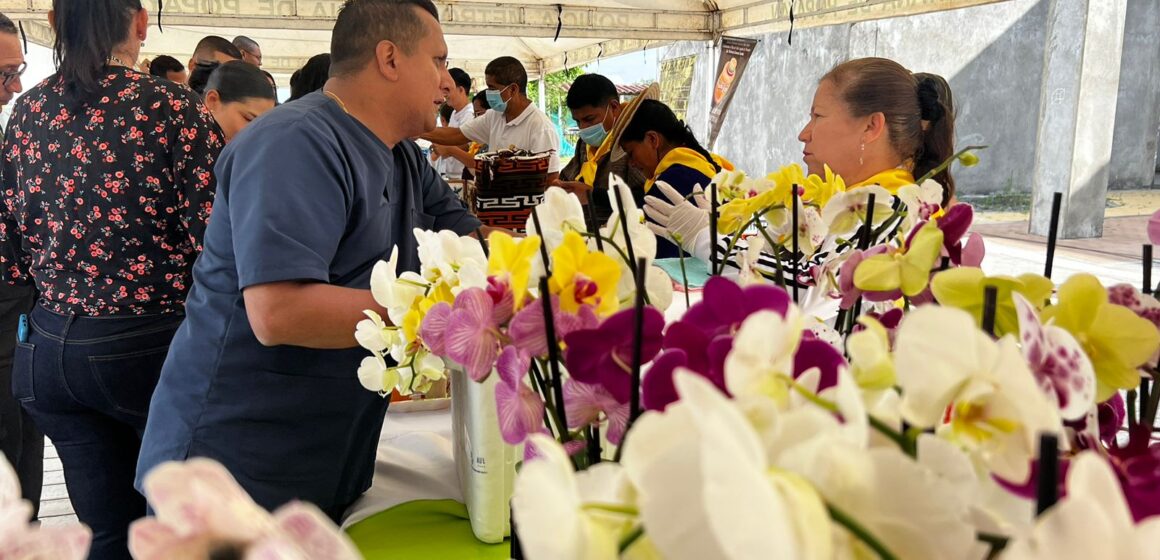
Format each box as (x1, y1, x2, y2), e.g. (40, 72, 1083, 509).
(894, 305, 1063, 483)
(762, 197, 828, 257)
(512, 434, 633, 560)
(821, 185, 894, 237)
(724, 308, 803, 405)
(1012, 293, 1096, 421)
(527, 187, 588, 255)
(1001, 452, 1160, 560)
(354, 309, 391, 354)
(738, 235, 766, 286)
(413, 228, 488, 293)
(0, 455, 91, 560)
(131, 459, 361, 560)
(897, 179, 944, 232)
(622, 373, 834, 560)
(369, 247, 427, 326)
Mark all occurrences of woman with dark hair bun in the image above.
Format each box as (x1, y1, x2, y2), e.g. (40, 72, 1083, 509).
(204, 60, 277, 142)
(644, 58, 958, 294)
(0, 2, 222, 557)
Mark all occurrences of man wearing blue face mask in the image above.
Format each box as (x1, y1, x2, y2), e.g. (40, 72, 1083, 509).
(423, 56, 561, 184)
(557, 73, 648, 229)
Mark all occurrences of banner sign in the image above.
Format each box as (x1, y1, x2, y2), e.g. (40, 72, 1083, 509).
(708, 36, 758, 148)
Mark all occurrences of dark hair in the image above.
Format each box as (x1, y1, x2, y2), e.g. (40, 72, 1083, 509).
(330, 0, 439, 77)
(566, 73, 617, 111)
(619, 99, 719, 173)
(233, 36, 260, 54)
(448, 67, 471, 93)
(288, 53, 331, 101)
(52, 0, 144, 99)
(824, 59, 957, 204)
(187, 61, 218, 96)
(472, 89, 489, 109)
(206, 61, 276, 103)
(148, 55, 184, 78)
(193, 35, 242, 63)
(484, 56, 527, 94)
(438, 102, 453, 125)
(0, 13, 17, 35)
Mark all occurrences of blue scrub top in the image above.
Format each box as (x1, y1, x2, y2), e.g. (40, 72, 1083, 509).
(136, 92, 481, 516)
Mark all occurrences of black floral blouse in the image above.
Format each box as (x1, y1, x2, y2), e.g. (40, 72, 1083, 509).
(0, 67, 223, 316)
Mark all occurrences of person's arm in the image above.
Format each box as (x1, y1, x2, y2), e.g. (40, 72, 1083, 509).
(225, 126, 381, 349)
(413, 142, 484, 236)
(170, 93, 225, 251)
(244, 282, 386, 348)
(421, 127, 471, 147)
(436, 145, 476, 169)
(0, 116, 32, 287)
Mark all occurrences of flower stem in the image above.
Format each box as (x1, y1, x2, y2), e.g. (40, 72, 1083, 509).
(677, 248, 691, 308)
(976, 531, 1009, 557)
(914, 145, 988, 185)
(618, 525, 645, 553)
(828, 503, 898, 560)
(784, 375, 916, 457)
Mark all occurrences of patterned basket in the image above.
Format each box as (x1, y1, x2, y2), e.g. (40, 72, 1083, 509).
(466, 149, 552, 232)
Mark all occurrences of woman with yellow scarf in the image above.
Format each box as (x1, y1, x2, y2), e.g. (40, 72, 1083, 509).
(645, 58, 956, 292)
(617, 99, 734, 258)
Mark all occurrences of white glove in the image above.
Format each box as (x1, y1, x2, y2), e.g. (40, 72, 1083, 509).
(643, 181, 710, 253)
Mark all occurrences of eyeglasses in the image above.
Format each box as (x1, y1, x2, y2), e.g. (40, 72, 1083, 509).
(1, 62, 26, 87)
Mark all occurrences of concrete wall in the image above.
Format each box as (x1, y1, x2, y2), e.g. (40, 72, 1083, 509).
(663, 0, 1160, 195)
(1109, 0, 1160, 189)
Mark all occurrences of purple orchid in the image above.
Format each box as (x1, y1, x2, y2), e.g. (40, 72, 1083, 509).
(494, 346, 545, 445)
(507, 296, 599, 359)
(641, 278, 792, 411)
(794, 335, 847, 393)
(682, 276, 791, 338)
(563, 379, 630, 444)
(563, 306, 665, 403)
(437, 287, 502, 381)
(839, 246, 898, 306)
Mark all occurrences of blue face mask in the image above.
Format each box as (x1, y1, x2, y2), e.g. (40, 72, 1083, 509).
(578, 122, 609, 148)
(485, 86, 509, 113)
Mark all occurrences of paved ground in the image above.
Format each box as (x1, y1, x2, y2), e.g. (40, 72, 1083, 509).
(30, 189, 1160, 528)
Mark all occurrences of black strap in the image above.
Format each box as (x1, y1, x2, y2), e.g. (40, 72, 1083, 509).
(788, 0, 796, 45)
(157, 0, 164, 32)
(17, 21, 27, 54)
(553, 4, 563, 42)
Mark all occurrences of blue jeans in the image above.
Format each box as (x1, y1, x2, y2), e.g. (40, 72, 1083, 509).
(12, 305, 183, 560)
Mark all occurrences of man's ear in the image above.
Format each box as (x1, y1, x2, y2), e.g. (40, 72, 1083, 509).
(374, 40, 401, 82)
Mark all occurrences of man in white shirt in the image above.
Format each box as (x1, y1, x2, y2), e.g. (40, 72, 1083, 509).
(423, 56, 561, 184)
(432, 67, 475, 179)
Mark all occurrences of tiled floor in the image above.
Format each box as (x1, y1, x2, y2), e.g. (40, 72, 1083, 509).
(38, 438, 78, 526)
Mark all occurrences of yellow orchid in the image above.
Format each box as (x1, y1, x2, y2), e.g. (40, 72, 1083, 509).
(717, 189, 783, 235)
(846, 316, 895, 391)
(929, 268, 1054, 338)
(549, 231, 621, 316)
(1041, 274, 1160, 402)
(487, 231, 541, 309)
(802, 165, 846, 209)
(853, 220, 944, 297)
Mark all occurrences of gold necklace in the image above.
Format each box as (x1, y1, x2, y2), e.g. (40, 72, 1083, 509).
(323, 89, 349, 114)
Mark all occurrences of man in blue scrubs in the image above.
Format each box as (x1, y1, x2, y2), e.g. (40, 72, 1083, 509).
(136, 0, 482, 520)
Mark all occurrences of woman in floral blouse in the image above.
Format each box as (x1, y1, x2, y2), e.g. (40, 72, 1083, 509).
(0, 1, 222, 557)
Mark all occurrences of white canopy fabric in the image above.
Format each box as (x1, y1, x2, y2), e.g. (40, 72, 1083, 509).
(0, 0, 1006, 78)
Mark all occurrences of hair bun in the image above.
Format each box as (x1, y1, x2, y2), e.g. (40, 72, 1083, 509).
(917, 79, 945, 122)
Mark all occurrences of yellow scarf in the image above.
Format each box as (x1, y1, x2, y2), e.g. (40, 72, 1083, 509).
(848, 168, 915, 195)
(576, 125, 620, 186)
(644, 147, 734, 193)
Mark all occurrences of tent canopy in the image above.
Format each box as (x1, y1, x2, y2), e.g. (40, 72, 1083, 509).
(0, 0, 1005, 78)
